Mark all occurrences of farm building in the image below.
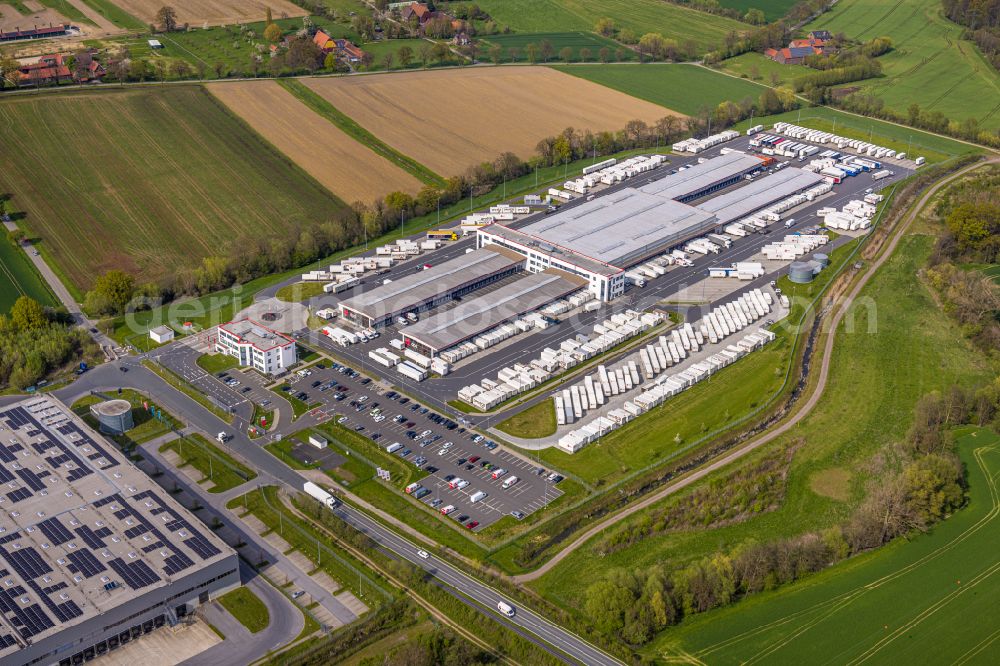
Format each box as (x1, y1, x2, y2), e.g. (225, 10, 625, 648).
(764, 34, 827, 64)
(0, 397, 239, 666)
(0, 24, 70, 43)
(339, 246, 524, 328)
(17, 52, 105, 86)
(216, 319, 297, 375)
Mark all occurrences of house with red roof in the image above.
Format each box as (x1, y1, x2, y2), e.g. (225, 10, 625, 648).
(764, 37, 825, 65)
(313, 29, 335, 53)
(17, 52, 104, 86)
(401, 2, 432, 24)
(334, 39, 365, 63)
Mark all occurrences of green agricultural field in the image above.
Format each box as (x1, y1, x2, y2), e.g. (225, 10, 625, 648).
(0, 239, 57, 313)
(805, 0, 1000, 130)
(0, 86, 347, 292)
(556, 63, 769, 115)
(716, 0, 798, 21)
(37, 0, 93, 25)
(475, 0, 744, 52)
(719, 52, 813, 88)
(480, 31, 635, 62)
(529, 233, 992, 639)
(80, 0, 145, 30)
(664, 428, 1000, 663)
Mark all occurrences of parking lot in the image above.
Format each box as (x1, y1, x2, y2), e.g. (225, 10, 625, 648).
(274, 360, 565, 530)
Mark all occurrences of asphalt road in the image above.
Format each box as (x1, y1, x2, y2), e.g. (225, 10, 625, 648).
(37, 361, 620, 665)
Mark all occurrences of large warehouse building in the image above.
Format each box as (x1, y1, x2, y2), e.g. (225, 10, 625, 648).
(0, 397, 239, 666)
(480, 154, 825, 301)
(339, 246, 524, 328)
(402, 269, 586, 356)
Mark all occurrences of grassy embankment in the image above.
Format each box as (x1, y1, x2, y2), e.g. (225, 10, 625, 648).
(218, 586, 270, 634)
(159, 433, 257, 493)
(529, 232, 992, 645)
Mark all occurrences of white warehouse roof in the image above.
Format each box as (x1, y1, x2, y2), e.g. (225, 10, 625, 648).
(697, 167, 825, 224)
(514, 188, 716, 267)
(639, 152, 764, 201)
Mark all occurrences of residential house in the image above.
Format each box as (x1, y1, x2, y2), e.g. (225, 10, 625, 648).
(401, 2, 431, 24)
(453, 31, 471, 46)
(764, 34, 826, 65)
(809, 30, 833, 41)
(313, 29, 335, 53)
(334, 38, 365, 63)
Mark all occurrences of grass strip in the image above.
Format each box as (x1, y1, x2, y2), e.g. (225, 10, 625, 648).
(159, 433, 256, 493)
(218, 586, 270, 634)
(80, 0, 146, 30)
(278, 78, 444, 187)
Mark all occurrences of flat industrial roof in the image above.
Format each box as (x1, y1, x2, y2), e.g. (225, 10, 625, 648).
(639, 152, 763, 201)
(402, 271, 585, 352)
(339, 247, 523, 319)
(696, 167, 824, 224)
(0, 397, 233, 658)
(519, 189, 716, 267)
(220, 319, 294, 351)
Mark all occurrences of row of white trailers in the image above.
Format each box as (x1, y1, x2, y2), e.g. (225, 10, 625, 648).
(437, 290, 592, 366)
(458, 310, 662, 411)
(671, 129, 740, 154)
(368, 347, 449, 380)
(302, 255, 394, 283)
(731, 180, 834, 231)
(772, 122, 924, 165)
(555, 290, 774, 427)
(762, 234, 829, 261)
(557, 328, 777, 453)
(561, 154, 666, 195)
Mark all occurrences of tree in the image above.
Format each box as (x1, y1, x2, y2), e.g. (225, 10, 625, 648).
(749, 63, 761, 80)
(432, 42, 450, 64)
(639, 32, 666, 60)
(87, 270, 135, 316)
(265, 5, 272, 24)
(213, 61, 226, 78)
(744, 8, 766, 24)
(489, 44, 502, 64)
(10, 297, 47, 332)
(0, 56, 20, 90)
(559, 46, 574, 63)
(419, 42, 433, 67)
(524, 42, 539, 63)
(382, 51, 394, 70)
(594, 17, 615, 37)
(263, 22, 282, 43)
(397, 45, 414, 67)
(156, 6, 178, 32)
(598, 46, 610, 63)
(360, 51, 374, 70)
(614, 47, 625, 62)
(902, 454, 964, 527)
(508, 46, 520, 62)
(579, 47, 592, 62)
(539, 39, 554, 62)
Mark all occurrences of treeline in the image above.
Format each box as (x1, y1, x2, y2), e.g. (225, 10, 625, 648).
(84, 117, 687, 318)
(594, 446, 793, 556)
(0, 296, 97, 389)
(594, 17, 701, 61)
(794, 58, 882, 92)
(835, 92, 1000, 148)
(943, 0, 1000, 29)
(582, 387, 994, 646)
(925, 168, 1000, 356)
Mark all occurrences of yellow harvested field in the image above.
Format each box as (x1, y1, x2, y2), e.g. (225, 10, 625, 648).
(209, 80, 422, 203)
(109, 0, 304, 25)
(303, 67, 679, 175)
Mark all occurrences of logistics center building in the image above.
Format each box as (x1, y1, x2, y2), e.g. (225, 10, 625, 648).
(401, 269, 586, 356)
(479, 153, 825, 301)
(339, 246, 524, 328)
(216, 318, 297, 375)
(0, 397, 239, 666)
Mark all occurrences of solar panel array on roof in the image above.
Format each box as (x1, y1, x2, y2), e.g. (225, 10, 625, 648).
(107, 558, 160, 590)
(36, 518, 73, 547)
(66, 550, 105, 579)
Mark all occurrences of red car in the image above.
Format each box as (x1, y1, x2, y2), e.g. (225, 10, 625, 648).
(468, 456, 480, 463)
(466, 520, 479, 529)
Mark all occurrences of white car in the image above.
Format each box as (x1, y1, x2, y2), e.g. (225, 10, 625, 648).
(456, 479, 470, 489)
(337, 416, 348, 424)
(441, 441, 454, 449)
(437, 447, 449, 456)
(417, 549, 429, 559)
(373, 415, 386, 423)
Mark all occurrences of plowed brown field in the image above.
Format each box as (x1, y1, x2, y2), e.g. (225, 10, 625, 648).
(303, 67, 680, 175)
(209, 80, 422, 203)
(109, 0, 304, 25)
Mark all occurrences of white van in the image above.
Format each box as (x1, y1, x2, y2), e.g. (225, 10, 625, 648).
(497, 601, 515, 617)
(502, 476, 519, 490)
(470, 490, 487, 503)
(386, 442, 403, 454)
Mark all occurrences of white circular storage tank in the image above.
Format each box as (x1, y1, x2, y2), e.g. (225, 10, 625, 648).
(90, 399, 134, 435)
